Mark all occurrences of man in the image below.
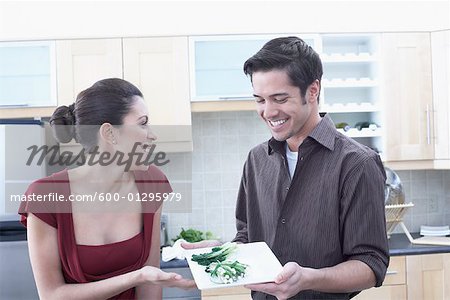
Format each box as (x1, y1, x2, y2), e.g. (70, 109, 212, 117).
(185, 37, 389, 300)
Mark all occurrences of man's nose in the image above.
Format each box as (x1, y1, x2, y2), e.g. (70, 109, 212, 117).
(263, 101, 279, 119)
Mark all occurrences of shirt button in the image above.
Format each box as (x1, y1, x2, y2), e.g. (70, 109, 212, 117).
(286, 187, 289, 191)
(281, 218, 286, 224)
(300, 157, 304, 161)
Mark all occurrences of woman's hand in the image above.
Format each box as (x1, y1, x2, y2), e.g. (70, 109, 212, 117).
(139, 266, 196, 289)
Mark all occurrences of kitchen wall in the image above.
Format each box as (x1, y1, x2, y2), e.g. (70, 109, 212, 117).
(162, 111, 270, 242)
(393, 170, 450, 234)
(162, 112, 450, 243)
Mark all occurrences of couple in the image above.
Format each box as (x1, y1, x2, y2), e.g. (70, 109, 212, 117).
(19, 37, 388, 300)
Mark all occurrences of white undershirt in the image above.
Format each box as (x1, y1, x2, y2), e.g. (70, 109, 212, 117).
(285, 143, 298, 179)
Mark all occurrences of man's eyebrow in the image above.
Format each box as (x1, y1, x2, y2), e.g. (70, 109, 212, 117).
(253, 93, 290, 98)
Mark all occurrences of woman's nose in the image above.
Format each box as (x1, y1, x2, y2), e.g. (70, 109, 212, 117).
(147, 127, 157, 142)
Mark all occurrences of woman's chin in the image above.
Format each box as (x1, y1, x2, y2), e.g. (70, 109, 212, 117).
(129, 164, 150, 172)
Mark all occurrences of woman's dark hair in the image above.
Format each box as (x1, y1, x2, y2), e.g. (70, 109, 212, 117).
(49, 78, 143, 151)
(243, 36, 323, 103)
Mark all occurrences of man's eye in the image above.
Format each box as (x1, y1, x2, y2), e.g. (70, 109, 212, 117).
(255, 98, 265, 103)
(274, 98, 288, 103)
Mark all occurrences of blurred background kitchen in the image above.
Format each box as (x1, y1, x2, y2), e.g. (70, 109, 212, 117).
(1, 1, 449, 299)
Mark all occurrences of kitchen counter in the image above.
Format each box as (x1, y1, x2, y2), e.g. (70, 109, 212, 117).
(388, 232, 450, 256)
(160, 233, 450, 268)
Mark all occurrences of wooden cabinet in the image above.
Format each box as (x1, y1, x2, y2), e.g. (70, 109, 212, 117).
(382, 33, 434, 162)
(56, 39, 123, 106)
(123, 37, 192, 151)
(199, 254, 450, 300)
(355, 256, 407, 300)
(406, 253, 450, 300)
(202, 286, 251, 300)
(431, 30, 450, 164)
(0, 41, 58, 118)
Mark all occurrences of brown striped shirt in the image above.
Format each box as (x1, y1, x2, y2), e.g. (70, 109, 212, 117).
(233, 114, 389, 300)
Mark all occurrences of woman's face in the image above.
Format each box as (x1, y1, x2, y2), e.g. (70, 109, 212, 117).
(115, 96, 157, 171)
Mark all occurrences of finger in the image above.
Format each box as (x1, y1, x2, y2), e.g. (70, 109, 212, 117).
(181, 240, 221, 249)
(177, 279, 197, 289)
(158, 271, 181, 281)
(275, 262, 297, 284)
(245, 283, 277, 294)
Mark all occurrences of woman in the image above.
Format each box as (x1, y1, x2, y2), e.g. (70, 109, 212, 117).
(18, 78, 194, 299)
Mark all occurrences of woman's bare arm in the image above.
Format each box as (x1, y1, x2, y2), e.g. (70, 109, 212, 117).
(27, 213, 184, 300)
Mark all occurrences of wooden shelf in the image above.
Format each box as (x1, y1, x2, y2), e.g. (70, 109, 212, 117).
(321, 53, 377, 63)
(337, 128, 382, 138)
(321, 103, 380, 113)
(322, 79, 378, 88)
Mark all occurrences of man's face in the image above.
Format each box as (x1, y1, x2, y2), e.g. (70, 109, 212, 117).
(252, 69, 316, 144)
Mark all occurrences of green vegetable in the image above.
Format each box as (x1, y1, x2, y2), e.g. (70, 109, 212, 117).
(172, 228, 217, 243)
(173, 228, 204, 243)
(191, 242, 237, 266)
(206, 260, 248, 284)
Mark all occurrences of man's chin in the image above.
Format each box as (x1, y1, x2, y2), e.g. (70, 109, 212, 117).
(271, 134, 288, 142)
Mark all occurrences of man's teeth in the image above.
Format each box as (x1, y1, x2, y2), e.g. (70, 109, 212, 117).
(269, 119, 287, 126)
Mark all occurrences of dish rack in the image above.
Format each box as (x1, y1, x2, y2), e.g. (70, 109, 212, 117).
(385, 203, 414, 238)
(386, 203, 450, 246)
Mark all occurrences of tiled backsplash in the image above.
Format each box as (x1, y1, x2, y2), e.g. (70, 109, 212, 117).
(163, 111, 270, 242)
(162, 111, 450, 243)
(392, 170, 450, 234)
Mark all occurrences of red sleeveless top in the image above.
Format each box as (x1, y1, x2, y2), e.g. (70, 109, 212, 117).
(18, 166, 171, 299)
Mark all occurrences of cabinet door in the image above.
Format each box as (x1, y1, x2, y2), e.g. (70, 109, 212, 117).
(382, 33, 434, 161)
(354, 256, 406, 300)
(407, 253, 450, 300)
(123, 37, 192, 151)
(56, 39, 123, 106)
(354, 285, 407, 300)
(431, 30, 450, 160)
(0, 41, 57, 119)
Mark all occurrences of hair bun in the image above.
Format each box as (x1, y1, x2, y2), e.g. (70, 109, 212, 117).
(49, 104, 76, 143)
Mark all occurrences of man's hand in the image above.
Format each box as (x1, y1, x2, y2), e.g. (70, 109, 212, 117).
(180, 240, 222, 250)
(245, 262, 314, 300)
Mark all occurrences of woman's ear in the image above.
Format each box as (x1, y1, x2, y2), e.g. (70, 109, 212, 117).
(99, 123, 117, 145)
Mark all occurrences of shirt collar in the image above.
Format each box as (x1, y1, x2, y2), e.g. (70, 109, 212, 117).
(268, 114, 336, 155)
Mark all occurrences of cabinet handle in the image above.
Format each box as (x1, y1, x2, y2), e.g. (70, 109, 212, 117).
(426, 104, 431, 145)
(386, 270, 398, 275)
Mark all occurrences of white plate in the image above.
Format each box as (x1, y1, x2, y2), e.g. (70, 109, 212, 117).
(185, 241, 283, 290)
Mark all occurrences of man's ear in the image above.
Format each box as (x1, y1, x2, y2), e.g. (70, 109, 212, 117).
(307, 80, 320, 103)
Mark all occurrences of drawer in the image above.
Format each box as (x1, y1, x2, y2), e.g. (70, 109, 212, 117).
(355, 284, 407, 300)
(384, 256, 406, 285)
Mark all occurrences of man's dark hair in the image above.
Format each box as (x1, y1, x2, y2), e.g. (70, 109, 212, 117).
(243, 36, 323, 103)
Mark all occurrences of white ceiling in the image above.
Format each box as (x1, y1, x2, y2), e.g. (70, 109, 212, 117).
(0, 0, 449, 41)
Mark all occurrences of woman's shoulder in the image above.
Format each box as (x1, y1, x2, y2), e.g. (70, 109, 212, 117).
(19, 169, 70, 228)
(25, 168, 69, 195)
(133, 165, 168, 182)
